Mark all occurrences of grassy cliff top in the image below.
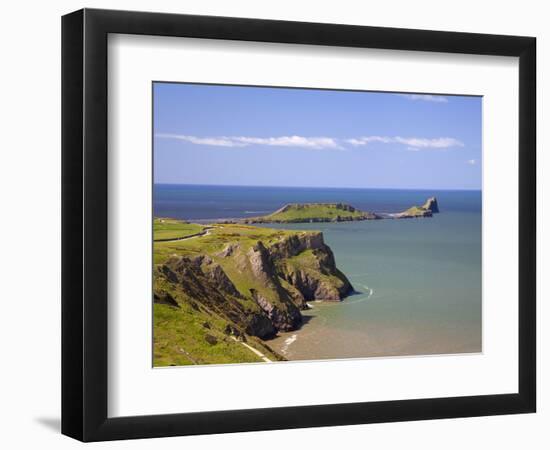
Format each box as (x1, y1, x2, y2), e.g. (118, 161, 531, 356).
(154, 218, 205, 241)
(153, 223, 329, 315)
(154, 223, 313, 264)
(258, 203, 368, 222)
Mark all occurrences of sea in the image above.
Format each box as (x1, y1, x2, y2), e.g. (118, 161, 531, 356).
(154, 184, 482, 360)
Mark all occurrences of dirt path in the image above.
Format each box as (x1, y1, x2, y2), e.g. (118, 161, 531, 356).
(155, 226, 214, 243)
(230, 337, 272, 363)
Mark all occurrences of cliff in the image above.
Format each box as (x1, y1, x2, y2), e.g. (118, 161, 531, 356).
(422, 196, 440, 213)
(153, 224, 354, 365)
(395, 197, 439, 218)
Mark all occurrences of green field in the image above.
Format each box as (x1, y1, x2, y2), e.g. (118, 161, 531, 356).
(154, 223, 295, 264)
(257, 203, 369, 222)
(154, 302, 273, 366)
(153, 218, 205, 241)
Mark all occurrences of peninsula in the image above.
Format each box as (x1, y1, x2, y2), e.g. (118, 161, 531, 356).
(225, 196, 440, 224)
(153, 222, 353, 366)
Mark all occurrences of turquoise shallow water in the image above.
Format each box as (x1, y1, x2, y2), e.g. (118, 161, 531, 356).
(154, 185, 482, 360)
(266, 211, 482, 359)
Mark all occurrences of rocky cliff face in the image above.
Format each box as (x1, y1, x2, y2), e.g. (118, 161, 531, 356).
(422, 197, 439, 213)
(157, 254, 277, 338)
(394, 197, 440, 218)
(154, 231, 353, 340)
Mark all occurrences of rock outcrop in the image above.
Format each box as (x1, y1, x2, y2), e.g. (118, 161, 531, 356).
(158, 254, 278, 338)
(153, 291, 179, 308)
(396, 206, 433, 219)
(422, 197, 439, 213)
(393, 198, 440, 218)
(154, 231, 354, 340)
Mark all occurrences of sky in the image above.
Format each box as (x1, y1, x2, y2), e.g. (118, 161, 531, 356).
(153, 83, 482, 190)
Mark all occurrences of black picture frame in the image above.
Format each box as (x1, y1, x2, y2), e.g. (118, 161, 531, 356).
(62, 8, 536, 442)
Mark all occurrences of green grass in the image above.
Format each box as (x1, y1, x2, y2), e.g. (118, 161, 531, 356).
(154, 303, 265, 366)
(153, 218, 205, 241)
(283, 249, 347, 290)
(401, 206, 429, 217)
(153, 275, 282, 366)
(153, 223, 299, 264)
(264, 203, 366, 222)
(154, 224, 315, 309)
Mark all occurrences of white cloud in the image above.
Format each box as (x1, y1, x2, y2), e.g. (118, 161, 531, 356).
(397, 94, 449, 103)
(155, 134, 246, 147)
(394, 137, 464, 148)
(346, 136, 393, 146)
(156, 133, 343, 150)
(467, 159, 477, 165)
(158, 133, 464, 151)
(346, 136, 464, 149)
(231, 136, 342, 149)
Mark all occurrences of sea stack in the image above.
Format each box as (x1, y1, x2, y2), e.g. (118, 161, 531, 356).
(422, 197, 439, 213)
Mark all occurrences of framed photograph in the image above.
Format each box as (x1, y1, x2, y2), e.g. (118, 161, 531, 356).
(62, 8, 536, 441)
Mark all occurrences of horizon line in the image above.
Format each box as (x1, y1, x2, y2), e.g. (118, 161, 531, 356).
(153, 182, 481, 192)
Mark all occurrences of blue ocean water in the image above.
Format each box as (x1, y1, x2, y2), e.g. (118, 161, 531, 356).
(154, 184, 482, 359)
(154, 184, 481, 220)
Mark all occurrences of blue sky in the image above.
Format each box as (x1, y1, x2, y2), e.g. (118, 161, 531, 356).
(153, 83, 481, 190)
